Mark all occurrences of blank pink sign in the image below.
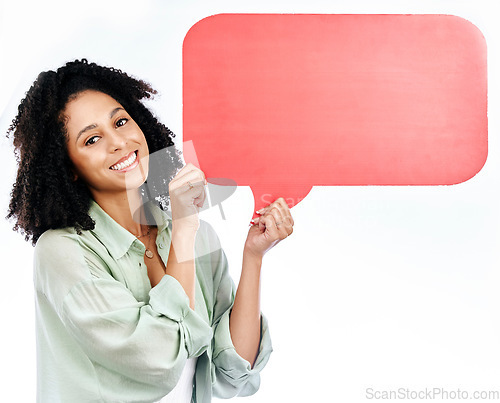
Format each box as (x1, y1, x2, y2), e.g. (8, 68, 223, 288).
(183, 14, 487, 210)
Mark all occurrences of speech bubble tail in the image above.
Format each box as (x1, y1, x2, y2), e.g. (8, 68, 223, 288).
(250, 184, 312, 216)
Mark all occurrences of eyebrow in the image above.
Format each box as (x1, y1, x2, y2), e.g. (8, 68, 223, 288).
(109, 107, 124, 119)
(75, 107, 125, 144)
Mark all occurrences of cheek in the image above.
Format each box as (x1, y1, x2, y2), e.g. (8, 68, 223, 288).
(139, 131, 150, 153)
(67, 151, 98, 181)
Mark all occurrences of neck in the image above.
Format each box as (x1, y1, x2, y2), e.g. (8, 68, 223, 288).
(92, 189, 148, 236)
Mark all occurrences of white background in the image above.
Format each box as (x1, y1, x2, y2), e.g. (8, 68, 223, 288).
(0, 1, 499, 402)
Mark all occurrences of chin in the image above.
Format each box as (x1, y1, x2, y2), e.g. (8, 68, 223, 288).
(123, 154, 149, 190)
(124, 171, 148, 191)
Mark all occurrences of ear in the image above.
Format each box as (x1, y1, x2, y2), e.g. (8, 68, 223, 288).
(70, 169, 78, 182)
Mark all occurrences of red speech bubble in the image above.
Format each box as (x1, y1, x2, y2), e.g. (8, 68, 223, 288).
(183, 14, 487, 211)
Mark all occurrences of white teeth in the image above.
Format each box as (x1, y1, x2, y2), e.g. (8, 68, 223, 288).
(110, 152, 137, 171)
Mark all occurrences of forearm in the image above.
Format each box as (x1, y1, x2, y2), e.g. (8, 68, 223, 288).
(165, 228, 196, 310)
(229, 251, 262, 366)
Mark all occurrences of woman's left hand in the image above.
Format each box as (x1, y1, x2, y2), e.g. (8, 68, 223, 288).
(244, 197, 294, 260)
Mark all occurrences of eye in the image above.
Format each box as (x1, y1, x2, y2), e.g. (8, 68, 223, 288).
(85, 136, 100, 146)
(116, 118, 128, 127)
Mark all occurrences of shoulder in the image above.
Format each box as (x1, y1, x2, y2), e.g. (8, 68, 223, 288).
(34, 226, 93, 265)
(34, 227, 82, 262)
(37, 227, 78, 240)
(34, 226, 112, 292)
(35, 226, 106, 262)
(34, 228, 97, 309)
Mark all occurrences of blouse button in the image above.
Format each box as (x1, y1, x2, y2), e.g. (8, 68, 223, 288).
(158, 243, 164, 249)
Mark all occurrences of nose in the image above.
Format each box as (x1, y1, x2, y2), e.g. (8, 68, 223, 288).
(107, 130, 127, 152)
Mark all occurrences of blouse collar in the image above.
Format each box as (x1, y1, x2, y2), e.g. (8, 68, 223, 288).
(88, 199, 171, 260)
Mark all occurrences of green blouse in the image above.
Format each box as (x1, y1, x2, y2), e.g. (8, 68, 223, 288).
(33, 200, 272, 402)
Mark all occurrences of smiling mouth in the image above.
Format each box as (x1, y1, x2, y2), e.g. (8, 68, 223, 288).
(109, 151, 138, 171)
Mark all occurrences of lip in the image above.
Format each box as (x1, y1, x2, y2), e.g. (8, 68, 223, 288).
(109, 150, 139, 172)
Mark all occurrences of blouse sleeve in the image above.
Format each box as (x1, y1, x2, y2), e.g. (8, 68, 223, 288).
(199, 223, 273, 398)
(34, 230, 213, 402)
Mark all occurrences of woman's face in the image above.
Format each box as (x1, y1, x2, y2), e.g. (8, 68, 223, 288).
(63, 90, 149, 200)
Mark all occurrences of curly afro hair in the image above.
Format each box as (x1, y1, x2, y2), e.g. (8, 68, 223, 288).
(7, 59, 182, 245)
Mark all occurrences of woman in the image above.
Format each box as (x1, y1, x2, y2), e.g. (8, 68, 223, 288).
(7, 59, 293, 403)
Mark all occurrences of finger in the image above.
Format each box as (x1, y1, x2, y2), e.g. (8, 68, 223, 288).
(184, 181, 207, 208)
(262, 208, 292, 241)
(169, 165, 206, 191)
(273, 197, 294, 227)
(181, 177, 206, 194)
(169, 180, 205, 203)
(171, 163, 201, 182)
(170, 178, 206, 201)
(170, 179, 207, 213)
(274, 214, 292, 239)
(250, 216, 260, 226)
(193, 185, 207, 208)
(257, 198, 294, 228)
(176, 162, 202, 176)
(257, 198, 287, 216)
(267, 206, 284, 227)
(266, 205, 294, 239)
(259, 213, 280, 238)
(170, 171, 205, 192)
(256, 206, 281, 230)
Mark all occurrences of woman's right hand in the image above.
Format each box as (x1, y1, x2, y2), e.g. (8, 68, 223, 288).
(168, 163, 207, 234)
